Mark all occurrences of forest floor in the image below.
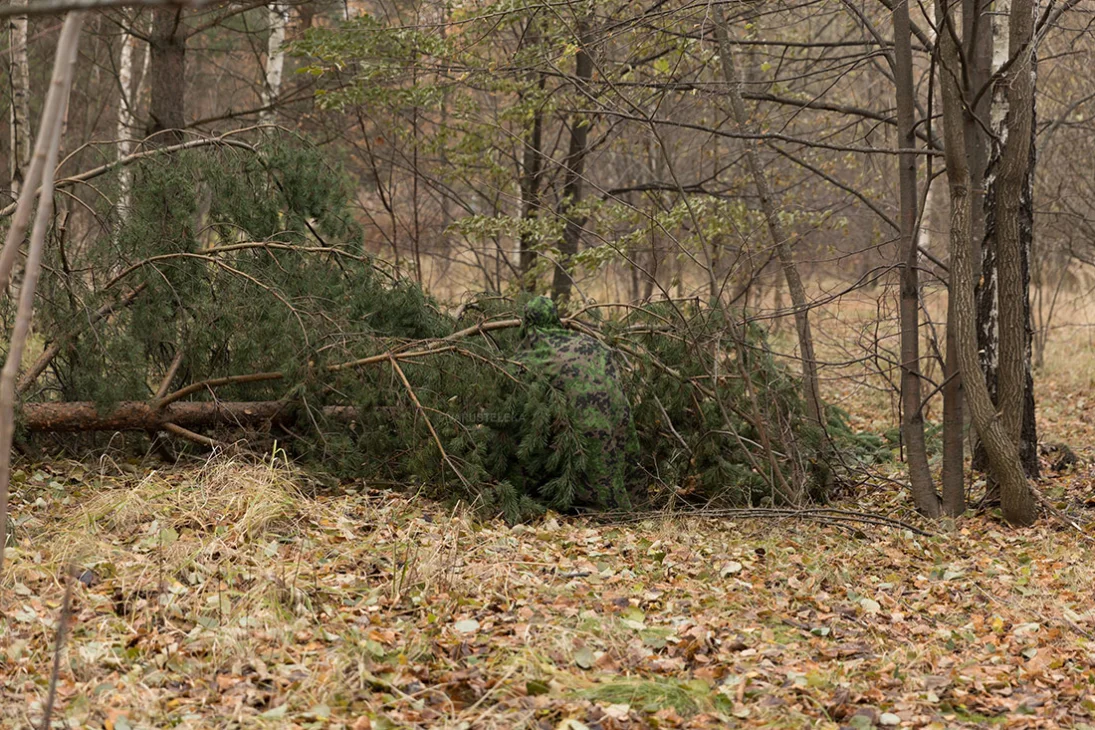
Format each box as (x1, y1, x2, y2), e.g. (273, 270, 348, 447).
(3, 291, 1095, 729)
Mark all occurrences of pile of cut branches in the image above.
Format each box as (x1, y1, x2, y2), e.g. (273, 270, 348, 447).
(5, 143, 875, 518)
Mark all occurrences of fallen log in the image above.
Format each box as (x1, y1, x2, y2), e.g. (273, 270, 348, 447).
(20, 401, 358, 433)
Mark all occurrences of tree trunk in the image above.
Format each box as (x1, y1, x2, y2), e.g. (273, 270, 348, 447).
(993, 0, 1035, 453)
(147, 7, 186, 144)
(940, 0, 993, 516)
(115, 24, 145, 219)
(892, 0, 939, 516)
(713, 6, 828, 498)
(942, 284, 965, 514)
(550, 18, 593, 304)
(8, 0, 31, 197)
(936, 0, 1035, 527)
(19, 400, 357, 433)
(974, 0, 1039, 480)
(518, 17, 545, 286)
(260, 2, 289, 125)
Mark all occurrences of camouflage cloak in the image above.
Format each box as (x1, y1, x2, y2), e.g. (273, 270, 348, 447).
(514, 296, 637, 510)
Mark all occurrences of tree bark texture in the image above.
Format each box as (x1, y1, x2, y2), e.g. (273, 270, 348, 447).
(713, 5, 828, 497)
(974, 0, 1039, 479)
(940, 0, 993, 516)
(993, 0, 1035, 452)
(260, 2, 289, 125)
(147, 7, 186, 144)
(19, 400, 357, 433)
(518, 17, 546, 285)
(8, 0, 31, 196)
(550, 18, 593, 304)
(936, 0, 1035, 526)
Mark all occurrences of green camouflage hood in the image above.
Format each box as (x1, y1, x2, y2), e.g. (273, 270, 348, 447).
(520, 296, 565, 339)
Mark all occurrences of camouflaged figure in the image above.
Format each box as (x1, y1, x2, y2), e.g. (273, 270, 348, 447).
(517, 296, 637, 510)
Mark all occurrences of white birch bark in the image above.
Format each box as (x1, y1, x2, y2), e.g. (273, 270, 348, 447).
(917, 181, 939, 255)
(260, 2, 289, 125)
(116, 29, 136, 217)
(981, 0, 1012, 374)
(8, 0, 31, 196)
(990, 0, 1013, 138)
(115, 22, 150, 220)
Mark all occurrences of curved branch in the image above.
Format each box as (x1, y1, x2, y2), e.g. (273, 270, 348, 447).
(0, 132, 258, 218)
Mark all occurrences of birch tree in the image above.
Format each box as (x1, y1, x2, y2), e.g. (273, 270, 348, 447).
(7, 0, 31, 197)
(115, 18, 149, 219)
(260, 2, 289, 125)
(936, 0, 1036, 526)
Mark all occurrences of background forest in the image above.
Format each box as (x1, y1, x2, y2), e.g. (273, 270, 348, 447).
(2, 0, 1087, 514)
(3, 0, 1095, 728)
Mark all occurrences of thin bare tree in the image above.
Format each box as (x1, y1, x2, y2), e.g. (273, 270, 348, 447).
(0, 10, 86, 577)
(892, 0, 938, 516)
(712, 2, 828, 494)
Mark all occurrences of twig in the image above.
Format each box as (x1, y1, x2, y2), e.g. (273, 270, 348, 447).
(40, 564, 75, 730)
(327, 345, 456, 373)
(161, 421, 227, 449)
(1031, 489, 1095, 543)
(155, 348, 186, 399)
(0, 133, 257, 219)
(157, 371, 285, 408)
(388, 355, 472, 489)
(0, 0, 213, 18)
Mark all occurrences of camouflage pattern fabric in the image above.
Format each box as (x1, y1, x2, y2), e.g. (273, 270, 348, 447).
(516, 296, 636, 510)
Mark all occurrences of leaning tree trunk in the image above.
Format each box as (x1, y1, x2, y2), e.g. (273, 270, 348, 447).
(936, 0, 1035, 527)
(147, 7, 186, 144)
(8, 0, 31, 197)
(713, 5, 828, 498)
(550, 18, 593, 304)
(892, 0, 939, 516)
(0, 11, 86, 577)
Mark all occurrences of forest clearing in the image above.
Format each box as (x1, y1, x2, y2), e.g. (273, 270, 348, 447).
(4, 0, 1095, 727)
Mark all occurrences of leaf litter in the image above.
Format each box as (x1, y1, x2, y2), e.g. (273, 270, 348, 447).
(0, 453, 1094, 730)
(7, 298, 1095, 729)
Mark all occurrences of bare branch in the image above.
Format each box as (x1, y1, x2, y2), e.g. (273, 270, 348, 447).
(0, 0, 212, 20)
